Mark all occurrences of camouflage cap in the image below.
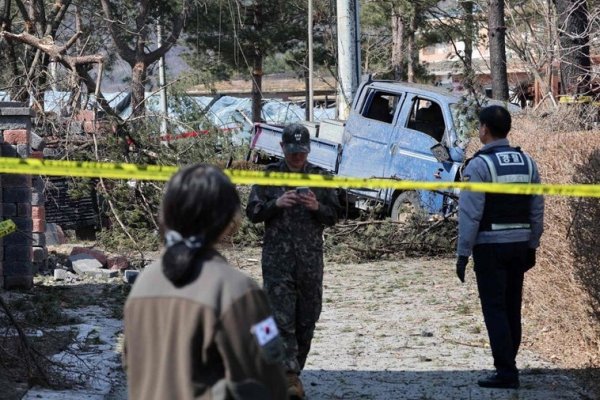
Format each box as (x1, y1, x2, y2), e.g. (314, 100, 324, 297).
(281, 123, 310, 154)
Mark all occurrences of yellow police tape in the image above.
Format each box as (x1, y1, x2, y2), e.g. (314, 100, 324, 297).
(0, 157, 599, 197)
(0, 219, 17, 238)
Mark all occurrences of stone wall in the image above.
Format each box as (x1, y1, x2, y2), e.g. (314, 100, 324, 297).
(0, 102, 46, 289)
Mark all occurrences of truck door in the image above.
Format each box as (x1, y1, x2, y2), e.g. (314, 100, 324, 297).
(340, 88, 404, 200)
(387, 94, 455, 213)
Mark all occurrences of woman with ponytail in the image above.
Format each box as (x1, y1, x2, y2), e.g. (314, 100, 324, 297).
(123, 164, 287, 400)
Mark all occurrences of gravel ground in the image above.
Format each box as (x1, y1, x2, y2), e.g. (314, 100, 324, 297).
(23, 247, 597, 400)
(229, 248, 596, 400)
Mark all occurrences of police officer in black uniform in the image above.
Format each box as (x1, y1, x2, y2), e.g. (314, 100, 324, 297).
(456, 105, 544, 389)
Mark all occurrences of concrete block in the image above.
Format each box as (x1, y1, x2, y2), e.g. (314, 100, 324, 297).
(3, 187, 31, 203)
(70, 247, 107, 266)
(32, 247, 47, 263)
(70, 253, 102, 270)
(53, 268, 77, 281)
(3, 275, 33, 290)
(31, 191, 45, 205)
(76, 110, 95, 121)
(32, 206, 45, 219)
(108, 256, 129, 271)
(2, 203, 17, 216)
(71, 255, 116, 278)
(10, 217, 32, 232)
(123, 270, 140, 284)
(45, 223, 67, 245)
(32, 176, 45, 193)
(43, 147, 65, 158)
(31, 233, 46, 247)
(2, 174, 32, 188)
(0, 105, 33, 116)
(83, 121, 95, 133)
(4, 245, 32, 261)
(0, 116, 30, 130)
(30, 131, 45, 151)
(2, 232, 31, 246)
(3, 261, 33, 276)
(1, 143, 17, 157)
(3, 129, 29, 145)
(16, 143, 29, 157)
(17, 203, 31, 217)
(68, 121, 83, 134)
(32, 218, 45, 233)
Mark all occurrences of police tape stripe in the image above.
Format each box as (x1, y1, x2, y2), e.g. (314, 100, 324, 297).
(0, 157, 177, 181)
(1, 157, 600, 197)
(226, 170, 600, 197)
(0, 219, 17, 238)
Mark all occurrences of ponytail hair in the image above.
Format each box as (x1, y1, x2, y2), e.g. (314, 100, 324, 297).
(160, 164, 240, 287)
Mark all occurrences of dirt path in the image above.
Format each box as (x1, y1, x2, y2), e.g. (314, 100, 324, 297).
(18, 247, 596, 400)
(229, 248, 595, 400)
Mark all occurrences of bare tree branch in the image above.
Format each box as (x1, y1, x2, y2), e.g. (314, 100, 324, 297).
(1, 31, 104, 69)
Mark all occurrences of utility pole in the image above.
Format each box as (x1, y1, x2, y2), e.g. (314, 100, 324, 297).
(157, 22, 168, 135)
(307, 0, 314, 121)
(336, 0, 361, 119)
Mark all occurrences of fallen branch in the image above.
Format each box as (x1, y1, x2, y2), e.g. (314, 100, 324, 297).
(0, 297, 50, 385)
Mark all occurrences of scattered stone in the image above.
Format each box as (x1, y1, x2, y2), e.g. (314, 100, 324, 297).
(70, 247, 108, 267)
(53, 268, 78, 281)
(108, 256, 129, 271)
(45, 223, 67, 245)
(123, 270, 140, 285)
(70, 254, 117, 278)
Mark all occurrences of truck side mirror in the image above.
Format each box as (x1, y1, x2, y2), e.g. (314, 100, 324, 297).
(430, 143, 451, 163)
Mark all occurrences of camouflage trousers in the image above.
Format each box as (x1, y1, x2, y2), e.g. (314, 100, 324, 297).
(262, 249, 324, 374)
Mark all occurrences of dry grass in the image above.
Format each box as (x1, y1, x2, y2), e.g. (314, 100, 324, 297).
(466, 109, 600, 390)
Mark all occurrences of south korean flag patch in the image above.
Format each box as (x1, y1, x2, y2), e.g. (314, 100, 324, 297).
(251, 316, 284, 363)
(251, 316, 279, 345)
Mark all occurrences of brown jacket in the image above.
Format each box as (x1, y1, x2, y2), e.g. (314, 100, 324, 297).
(124, 251, 287, 400)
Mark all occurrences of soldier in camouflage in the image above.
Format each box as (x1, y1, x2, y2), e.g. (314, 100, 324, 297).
(246, 123, 340, 399)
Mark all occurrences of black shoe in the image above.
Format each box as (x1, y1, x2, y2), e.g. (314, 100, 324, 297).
(477, 373, 519, 389)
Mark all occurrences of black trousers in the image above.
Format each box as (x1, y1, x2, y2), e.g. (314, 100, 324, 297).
(473, 241, 528, 379)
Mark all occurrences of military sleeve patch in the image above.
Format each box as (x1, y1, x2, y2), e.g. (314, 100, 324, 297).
(251, 316, 284, 363)
(462, 174, 471, 182)
(251, 316, 279, 346)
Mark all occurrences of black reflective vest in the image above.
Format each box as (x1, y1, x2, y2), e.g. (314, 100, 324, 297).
(475, 145, 533, 232)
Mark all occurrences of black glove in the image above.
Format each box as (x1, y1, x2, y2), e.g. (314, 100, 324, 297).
(525, 248, 536, 271)
(456, 255, 469, 283)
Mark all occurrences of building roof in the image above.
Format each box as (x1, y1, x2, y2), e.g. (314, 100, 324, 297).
(187, 73, 338, 98)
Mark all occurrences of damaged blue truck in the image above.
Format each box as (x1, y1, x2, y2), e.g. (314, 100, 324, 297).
(248, 77, 497, 220)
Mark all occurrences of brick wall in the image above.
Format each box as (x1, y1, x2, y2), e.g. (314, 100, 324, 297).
(0, 102, 43, 289)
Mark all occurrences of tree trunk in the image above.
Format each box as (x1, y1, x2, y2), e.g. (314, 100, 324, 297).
(252, 50, 263, 123)
(406, 14, 416, 83)
(391, 6, 404, 81)
(251, 3, 263, 123)
(462, 1, 475, 92)
(556, 0, 590, 95)
(131, 60, 147, 118)
(488, 0, 509, 100)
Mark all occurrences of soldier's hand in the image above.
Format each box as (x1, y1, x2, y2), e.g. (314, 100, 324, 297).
(456, 255, 469, 283)
(298, 190, 319, 211)
(275, 190, 298, 208)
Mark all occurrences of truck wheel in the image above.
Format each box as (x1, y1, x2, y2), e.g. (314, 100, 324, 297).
(390, 191, 422, 223)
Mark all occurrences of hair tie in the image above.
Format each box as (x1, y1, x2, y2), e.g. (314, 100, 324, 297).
(165, 230, 203, 250)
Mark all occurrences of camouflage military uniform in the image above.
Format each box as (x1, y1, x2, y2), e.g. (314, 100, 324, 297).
(246, 160, 340, 373)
